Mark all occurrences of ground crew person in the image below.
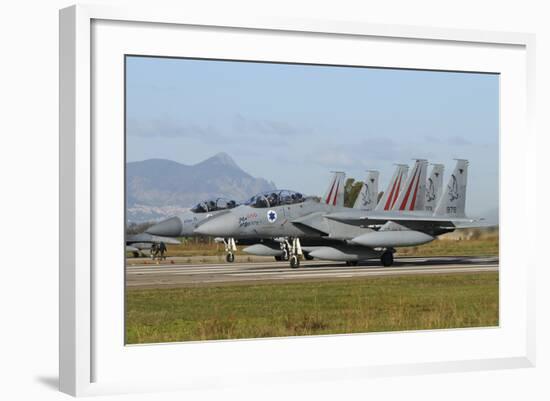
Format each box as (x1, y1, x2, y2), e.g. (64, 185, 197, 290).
(159, 241, 167, 260)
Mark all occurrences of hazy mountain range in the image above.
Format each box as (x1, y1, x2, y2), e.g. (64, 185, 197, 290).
(126, 152, 276, 222)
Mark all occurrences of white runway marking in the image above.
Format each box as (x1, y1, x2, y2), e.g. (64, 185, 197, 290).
(125, 256, 499, 288)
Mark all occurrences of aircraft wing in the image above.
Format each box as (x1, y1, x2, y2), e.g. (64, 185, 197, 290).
(324, 211, 482, 229)
(290, 211, 330, 235)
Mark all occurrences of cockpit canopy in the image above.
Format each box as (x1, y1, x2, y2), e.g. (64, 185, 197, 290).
(190, 198, 238, 213)
(245, 190, 305, 208)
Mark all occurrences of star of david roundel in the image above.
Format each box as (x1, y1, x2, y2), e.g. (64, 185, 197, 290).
(267, 210, 277, 223)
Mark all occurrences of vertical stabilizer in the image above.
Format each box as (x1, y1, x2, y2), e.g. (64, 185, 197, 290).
(375, 164, 409, 212)
(393, 159, 428, 211)
(434, 159, 469, 217)
(425, 163, 444, 213)
(353, 170, 379, 210)
(322, 171, 346, 208)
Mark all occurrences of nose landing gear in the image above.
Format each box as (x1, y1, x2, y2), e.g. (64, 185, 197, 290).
(286, 237, 303, 268)
(274, 242, 290, 262)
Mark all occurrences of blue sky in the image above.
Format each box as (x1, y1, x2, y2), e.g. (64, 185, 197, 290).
(126, 56, 499, 216)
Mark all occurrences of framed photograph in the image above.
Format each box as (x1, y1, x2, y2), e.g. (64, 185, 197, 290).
(59, 4, 536, 397)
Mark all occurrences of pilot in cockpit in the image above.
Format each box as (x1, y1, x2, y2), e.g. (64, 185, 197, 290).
(267, 192, 279, 207)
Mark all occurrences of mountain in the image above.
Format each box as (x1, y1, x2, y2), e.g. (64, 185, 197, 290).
(126, 153, 276, 222)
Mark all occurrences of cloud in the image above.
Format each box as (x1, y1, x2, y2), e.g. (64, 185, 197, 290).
(127, 114, 308, 149)
(448, 136, 472, 146)
(424, 135, 441, 144)
(232, 114, 310, 138)
(305, 136, 438, 170)
(127, 117, 224, 142)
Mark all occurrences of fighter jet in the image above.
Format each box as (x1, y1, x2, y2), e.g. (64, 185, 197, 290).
(233, 170, 380, 263)
(193, 172, 349, 267)
(193, 163, 428, 267)
(195, 159, 476, 268)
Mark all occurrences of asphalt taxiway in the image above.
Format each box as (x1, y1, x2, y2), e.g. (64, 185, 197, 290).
(125, 256, 498, 288)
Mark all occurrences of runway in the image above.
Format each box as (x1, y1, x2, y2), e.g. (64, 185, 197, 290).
(126, 256, 499, 288)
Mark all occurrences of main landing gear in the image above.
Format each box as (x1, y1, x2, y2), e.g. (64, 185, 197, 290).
(223, 237, 237, 263)
(381, 250, 394, 267)
(286, 237, 303, 268)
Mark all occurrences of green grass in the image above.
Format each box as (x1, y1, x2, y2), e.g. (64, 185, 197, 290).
(126, 272, 499, 344)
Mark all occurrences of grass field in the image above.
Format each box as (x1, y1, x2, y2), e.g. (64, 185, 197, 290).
(126, 272, 499, 344)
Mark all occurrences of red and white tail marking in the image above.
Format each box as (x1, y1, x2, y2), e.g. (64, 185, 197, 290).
(394, 159, 428, 211)
(376, 164, 409, 213)
(325, 179, 336, 205)
(322, 172, 345, 207)
(390, 172, 404, 209)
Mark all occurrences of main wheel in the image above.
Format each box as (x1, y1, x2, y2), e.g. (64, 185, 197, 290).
(274, 255, 282, 261)
(345, 260, 358, 266)
(303, 252, 314, 261)
(226, 252, 235, 263)
(290, 255, 300, 268)
(381, 251, 394, 267)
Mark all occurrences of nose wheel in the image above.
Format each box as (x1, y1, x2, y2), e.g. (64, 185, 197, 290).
(275, 243, 290, 262)
(290, 255, 300, 268)
(226, 252, 235, 263)
(287, 238, 303, 268)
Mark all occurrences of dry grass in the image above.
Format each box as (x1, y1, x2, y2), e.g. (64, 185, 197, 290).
(134, 229, 499, 260)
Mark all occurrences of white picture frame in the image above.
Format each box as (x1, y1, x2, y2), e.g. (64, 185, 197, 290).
(59, 4, 536, 397)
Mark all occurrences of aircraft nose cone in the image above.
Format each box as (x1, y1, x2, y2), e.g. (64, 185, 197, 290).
(146, 217, 183, 237)
(194, 213, 239, 237)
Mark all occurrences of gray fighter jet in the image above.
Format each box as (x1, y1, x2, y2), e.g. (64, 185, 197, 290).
(142, 172, 347, 263)
(193, 171, 348, 267)
(195, 159, 477, 267)
(194, 163, 423, 267)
